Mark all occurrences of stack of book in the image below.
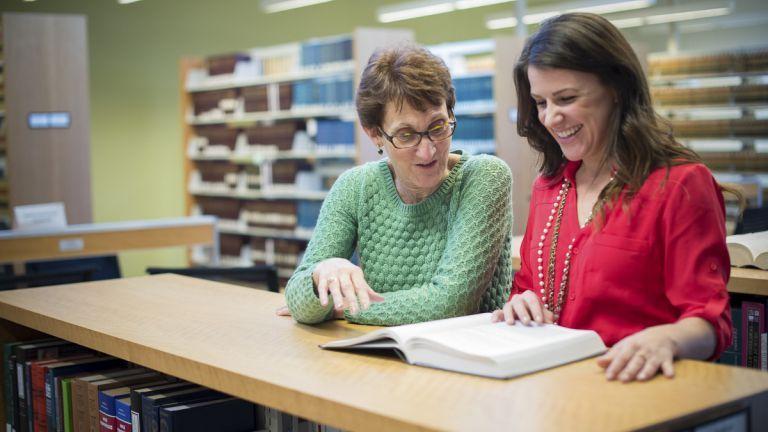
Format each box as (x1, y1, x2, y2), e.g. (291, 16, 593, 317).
(291, 77, 354, 110)
(453, 115, 495, 155)
(453, 74, 493, 103)
(300, 37, 353, 69)
(241, 201, 298, 229)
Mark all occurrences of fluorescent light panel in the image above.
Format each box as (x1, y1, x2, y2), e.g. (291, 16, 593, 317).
(378, 0, 515, 23)
(117, 0, 143, 4)
(485, 0, 655, 29)
(261, 0, 335, 14)
(608, 0, 734, 28)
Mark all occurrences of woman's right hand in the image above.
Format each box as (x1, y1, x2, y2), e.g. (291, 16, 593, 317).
(312, 258, 384, 316)
(491, 290, 554, 325)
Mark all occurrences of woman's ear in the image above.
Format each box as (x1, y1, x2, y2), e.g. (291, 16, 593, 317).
(363, 126, 380, 143)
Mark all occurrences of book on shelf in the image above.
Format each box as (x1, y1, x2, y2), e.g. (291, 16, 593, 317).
(728, 231, 768, 270)
(141, 386, 223, 432)
(71, 367, 147, 432)
(742, 300, 765, 370)
(98, 378, 168, 432)
(130, 381, 199, 431)
(114, 396, 132, 432)
(158, 397, 258, 432)
(321, 313, 607, 379)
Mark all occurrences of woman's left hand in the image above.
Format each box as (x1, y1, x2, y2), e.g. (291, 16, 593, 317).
(596, 325, 678, 382)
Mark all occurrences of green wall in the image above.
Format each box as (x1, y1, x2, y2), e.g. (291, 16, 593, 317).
(1, 0, 765, 275)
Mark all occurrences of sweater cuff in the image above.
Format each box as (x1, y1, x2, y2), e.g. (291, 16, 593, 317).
(286, 269, 334, 324)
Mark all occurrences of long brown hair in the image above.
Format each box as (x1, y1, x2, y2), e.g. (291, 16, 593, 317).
(514, 13, 707, 213)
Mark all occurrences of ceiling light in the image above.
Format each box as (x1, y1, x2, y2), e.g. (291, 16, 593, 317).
(261, 0, 335, 14)
(378, 0, 515, 23)
(607, 0, 733, 29)
(378, 0, 455, 23)
(117, 0, 143, 4)
(454, 0, 514, 10)
(485, 0, 655, 29)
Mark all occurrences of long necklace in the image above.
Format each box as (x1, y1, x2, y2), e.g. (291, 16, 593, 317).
(537, 176, 613, 323)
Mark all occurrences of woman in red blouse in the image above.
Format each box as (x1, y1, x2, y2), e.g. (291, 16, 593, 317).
(492, 13, 732, 382)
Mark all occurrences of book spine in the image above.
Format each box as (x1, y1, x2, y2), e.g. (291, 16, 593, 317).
(742, 301, 764, 369)
(16, 361, 27, 432)
(7, 350, 17, 432)
(30, 363, 47, 432)
(157, 409, 170, 432)
(98, 392, 116, 432)
(129, 410, 140, 432)
(44, 371, 57, 432)
(114, 399, 131, 432)
(25, 362, 35, 432)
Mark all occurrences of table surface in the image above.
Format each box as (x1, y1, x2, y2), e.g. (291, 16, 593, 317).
(0, 274, 767, 432)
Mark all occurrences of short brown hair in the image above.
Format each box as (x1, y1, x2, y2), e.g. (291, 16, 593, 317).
(356, 44, 455, 134)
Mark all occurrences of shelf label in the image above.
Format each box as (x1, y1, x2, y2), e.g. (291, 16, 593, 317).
(59, 238, 84, 252)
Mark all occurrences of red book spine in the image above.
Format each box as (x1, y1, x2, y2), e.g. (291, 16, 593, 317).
(99, 411, 116, 432)
(115, 418, 131, 432)
(30, 362, 48, 432)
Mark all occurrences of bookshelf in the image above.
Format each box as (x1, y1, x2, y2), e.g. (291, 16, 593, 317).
(181, 29, 413, 285)
(1, 274, 768, 431)
(648, 47, 768, 230)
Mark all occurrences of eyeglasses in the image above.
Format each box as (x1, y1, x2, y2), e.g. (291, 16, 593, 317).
(378, 120, 457, 149)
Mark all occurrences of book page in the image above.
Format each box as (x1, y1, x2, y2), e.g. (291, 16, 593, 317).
(411, 322, 595, 360)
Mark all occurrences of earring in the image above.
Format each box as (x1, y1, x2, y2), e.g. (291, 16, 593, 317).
(377, 147, 383, 155)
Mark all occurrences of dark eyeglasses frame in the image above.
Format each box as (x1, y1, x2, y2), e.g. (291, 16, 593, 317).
(378, 120, 457, 149)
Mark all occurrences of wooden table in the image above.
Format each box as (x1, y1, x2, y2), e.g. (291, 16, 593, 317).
(0, 216, 219, 263)
(0, 274, 766, 431)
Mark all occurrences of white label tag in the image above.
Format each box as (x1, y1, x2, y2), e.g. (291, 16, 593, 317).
(59, 238, 85, 252)
(13, 202, 67, 230)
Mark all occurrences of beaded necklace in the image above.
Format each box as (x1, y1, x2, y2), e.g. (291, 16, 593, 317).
(536, 175, 614, 323)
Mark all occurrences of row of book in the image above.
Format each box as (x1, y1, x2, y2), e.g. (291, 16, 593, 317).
(453, 75, 493, 103)
(291, 77, 354, 109)
(651, 84, 768, 106)
(2, 337, 343, 432)
(720, 295, 768, 369)
(300, 37, 352, 69)
(194, 197, 322, 233)
(671, 118, 768, 138)
(648, 48, 768, 76)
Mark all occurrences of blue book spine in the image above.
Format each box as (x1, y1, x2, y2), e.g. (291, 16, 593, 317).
(115, 398, 132, 432)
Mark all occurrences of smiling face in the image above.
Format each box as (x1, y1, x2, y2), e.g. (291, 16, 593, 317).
(370, 100, 453, 203)
(528, 66, 616, 167)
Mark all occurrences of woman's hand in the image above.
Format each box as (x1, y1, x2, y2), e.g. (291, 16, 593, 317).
(490, 290, 554, 325)
(597, 325, 677, 382)
(313, 258, 384, 315)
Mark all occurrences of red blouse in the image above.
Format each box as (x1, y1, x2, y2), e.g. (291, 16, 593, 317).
(512, 161, 732, 358)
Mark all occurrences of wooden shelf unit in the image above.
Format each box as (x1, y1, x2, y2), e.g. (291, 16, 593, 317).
(1, 274, 768, 431)
(181, 29, 413, 285)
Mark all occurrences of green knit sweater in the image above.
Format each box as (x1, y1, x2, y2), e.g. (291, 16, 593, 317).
(285, 151, 513, 325)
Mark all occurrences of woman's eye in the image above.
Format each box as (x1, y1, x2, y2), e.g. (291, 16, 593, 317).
(559, 96, 575, 103)
(397, 131, 414, 140)
(535, 100, 546, 108)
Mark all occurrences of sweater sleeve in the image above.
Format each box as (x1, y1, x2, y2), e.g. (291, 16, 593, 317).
(284, 168, 361, 324)
(346, 156, 513, 325)
(660, 164, 732, 359)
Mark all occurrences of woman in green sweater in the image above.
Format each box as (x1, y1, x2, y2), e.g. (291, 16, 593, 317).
(284, 44, 513, 325)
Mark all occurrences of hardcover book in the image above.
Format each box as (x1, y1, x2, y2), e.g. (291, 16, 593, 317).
(157, 397, 257, 432)
(727, 231, 768, 270)
(321, 313, 608, 379)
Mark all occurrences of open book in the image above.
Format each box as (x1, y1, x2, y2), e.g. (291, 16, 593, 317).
(321, 313, 607, 379)
(727, 231, 768, 270)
